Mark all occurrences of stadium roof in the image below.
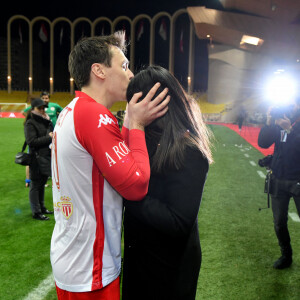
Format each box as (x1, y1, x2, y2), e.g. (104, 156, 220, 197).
(187, 0, 300, 64)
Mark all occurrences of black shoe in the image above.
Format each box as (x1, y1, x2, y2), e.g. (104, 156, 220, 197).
(33, 213, 49, 221)
(273, 256, 292, 269)
(41, 209, 53, 214)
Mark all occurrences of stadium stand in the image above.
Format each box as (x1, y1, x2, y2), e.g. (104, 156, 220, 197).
(0, 90, 228, 117)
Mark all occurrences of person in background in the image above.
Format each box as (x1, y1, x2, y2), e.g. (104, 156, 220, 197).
(22, 92, 63, 187)
(24, 98, 54, 220)
(23, 91, 63, 127)
(23, 97, 34, 187)
(237, 105, 247, 133)
(258, 97, 300, 269)
(51, 33, 170, 300)
(122, 65, 213, 300)
(116, 109, 125, 129)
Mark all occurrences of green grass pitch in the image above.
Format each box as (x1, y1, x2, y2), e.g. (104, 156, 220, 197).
(0, 119, 299, 299)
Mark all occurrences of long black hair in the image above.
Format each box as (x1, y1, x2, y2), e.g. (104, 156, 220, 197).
(126, 65, 213, 173)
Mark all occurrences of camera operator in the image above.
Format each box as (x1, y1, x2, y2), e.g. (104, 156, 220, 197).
(258, 97, 300, 269)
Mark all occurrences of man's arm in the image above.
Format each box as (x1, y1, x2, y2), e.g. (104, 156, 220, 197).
(258, 125, 279, 148)
(77, 83, 170, 201)
(22, 106, 31, 117)
(75, 107, 149, 201)
(54, 103, 63, 118)
(126, 83, 170, 132)
(258, 107, 281, 148)
(55, 103, 63, 113)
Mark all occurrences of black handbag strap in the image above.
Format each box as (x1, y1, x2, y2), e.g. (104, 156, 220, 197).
(21, 141, 27, 152)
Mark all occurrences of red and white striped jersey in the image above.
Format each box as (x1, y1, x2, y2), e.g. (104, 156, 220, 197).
(50, 91, 150, 292)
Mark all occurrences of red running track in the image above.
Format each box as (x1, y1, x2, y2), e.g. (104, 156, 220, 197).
(208, 123, 274, 156)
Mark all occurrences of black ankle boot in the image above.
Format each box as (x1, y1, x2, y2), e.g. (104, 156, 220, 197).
(273, 255, 292, 269)
(33, 213, 49, 221)
(273, 245, 293, 269)
(41, 208, 53, 214)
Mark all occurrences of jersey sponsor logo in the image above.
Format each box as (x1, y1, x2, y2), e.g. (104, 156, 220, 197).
(105, 141, 130, 167)
(54, 196, 73, 219)
(98, 114, 115, 128)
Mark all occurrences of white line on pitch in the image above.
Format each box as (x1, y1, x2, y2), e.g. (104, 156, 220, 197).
(257, 171, 266, 179)
(249, 161, 256, 166)
(244, 154, 249, 158)
(289, 213, 300, 223)
(23, 273, 54, 300)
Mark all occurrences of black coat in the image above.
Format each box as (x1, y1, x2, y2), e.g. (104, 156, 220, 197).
(258, 121, 300, 180)
(122, 146, 209, 300)
(24, 112, 53, 180)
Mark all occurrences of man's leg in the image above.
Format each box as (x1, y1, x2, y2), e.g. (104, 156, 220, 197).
(271, 193, 292, 269)
(293, 195, 300, 217)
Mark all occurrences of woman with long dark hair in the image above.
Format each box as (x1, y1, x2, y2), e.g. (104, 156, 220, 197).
(122, 65, 213, 299)
(24, 98, 53, 220)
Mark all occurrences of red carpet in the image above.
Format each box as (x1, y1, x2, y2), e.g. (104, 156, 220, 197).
(208, 123, 274, 156)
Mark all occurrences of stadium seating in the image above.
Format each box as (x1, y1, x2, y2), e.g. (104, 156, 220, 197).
(0, 90, 227, 116)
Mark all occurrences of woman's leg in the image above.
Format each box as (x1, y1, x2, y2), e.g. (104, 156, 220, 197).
(39, 175, 49, 212)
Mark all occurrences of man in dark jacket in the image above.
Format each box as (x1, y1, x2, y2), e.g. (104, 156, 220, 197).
(258, 97, 300, 269)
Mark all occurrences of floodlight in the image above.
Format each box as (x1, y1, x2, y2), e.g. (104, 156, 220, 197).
(264, 73, 297, 106)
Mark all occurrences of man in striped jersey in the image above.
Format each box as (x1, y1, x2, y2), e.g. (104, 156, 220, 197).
(50, 31, 170, 299)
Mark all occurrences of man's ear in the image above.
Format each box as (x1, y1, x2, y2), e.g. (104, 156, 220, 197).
(91, 63, 106, 79)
